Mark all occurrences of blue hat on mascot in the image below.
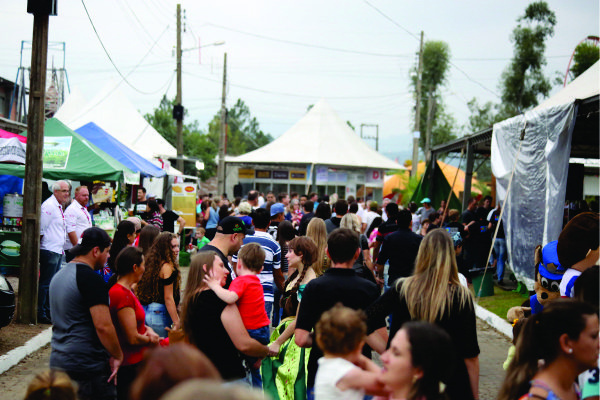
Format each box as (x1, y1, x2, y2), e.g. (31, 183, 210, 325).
(538, 240, 565, 281)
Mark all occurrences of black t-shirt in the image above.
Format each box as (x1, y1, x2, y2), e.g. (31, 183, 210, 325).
(296, 268, 380, 388)
(488, 210, 505, 239)
(298, 212, 314, 236)
(375, 219, 399, 242)
(376, 228, 423, 284)
(461, 209, 476, 225)
(161, 210, 179, 233)
(199, 244, 233, 289)
(366, 281, 479, 400)
(187, 291, 245, 380)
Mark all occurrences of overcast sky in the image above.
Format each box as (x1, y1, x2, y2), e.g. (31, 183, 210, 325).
(1, 1, 598, 163)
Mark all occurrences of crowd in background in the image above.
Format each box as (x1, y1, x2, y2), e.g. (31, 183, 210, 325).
(30, 186, 598, 400)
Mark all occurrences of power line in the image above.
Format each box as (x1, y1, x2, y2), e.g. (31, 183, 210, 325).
(207, 23, 409, 58)
(362, 0, 420, 41)
(80, 0, 171, 95)
(363, 0, 501, 99)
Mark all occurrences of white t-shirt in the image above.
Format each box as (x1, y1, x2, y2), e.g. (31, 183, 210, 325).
(315, 357, 364, 400)
(559, 268, 581, 297)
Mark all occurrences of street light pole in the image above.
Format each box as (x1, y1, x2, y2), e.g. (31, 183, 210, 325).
(411, 31, 424, 178)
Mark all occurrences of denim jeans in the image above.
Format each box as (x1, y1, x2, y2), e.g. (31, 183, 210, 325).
(142, 303, 172, 339)
(39, 249, 63, 319)
(264, 300, 273, 325)
(494, 238, 507, 281)
(246, 325, 270, 388)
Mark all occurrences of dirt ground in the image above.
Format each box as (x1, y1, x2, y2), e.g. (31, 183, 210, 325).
(0, 276, 50, 356)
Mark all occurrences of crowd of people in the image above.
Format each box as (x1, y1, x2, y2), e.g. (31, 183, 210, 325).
(30, 185, 598, 400)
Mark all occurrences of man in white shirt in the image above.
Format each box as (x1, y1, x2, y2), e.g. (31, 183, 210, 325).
(39, 180, 71, 324)
(64, 186, 92, 263)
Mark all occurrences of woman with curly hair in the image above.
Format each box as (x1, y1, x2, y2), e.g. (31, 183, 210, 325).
(135, 232, 181, 338)
(306, 218, 330, 276)
(138, 225, 160, 256)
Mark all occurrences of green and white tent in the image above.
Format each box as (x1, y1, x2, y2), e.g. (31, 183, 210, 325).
(0, 118, 138, 183)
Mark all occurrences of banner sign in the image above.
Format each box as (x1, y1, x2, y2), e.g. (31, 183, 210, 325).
(273, 170, 289, 180)
(238, 168, 254, 179)
(366, 169, 383, 184)
(255, 169, 271, 179)
(171, 183, 197, 228)
(43, 136, 72, 169)
(290, 170, 306, 180)
(316, 166, 328, 184)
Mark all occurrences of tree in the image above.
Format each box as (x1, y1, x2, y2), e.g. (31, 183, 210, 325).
(499, 1, 556, 116)
(144, 95, 217, 180)
(410, 40, 457, 152)
(466, 98, 505, 133)
(570, 41, 600, 78)
(206, 99, 273, 156)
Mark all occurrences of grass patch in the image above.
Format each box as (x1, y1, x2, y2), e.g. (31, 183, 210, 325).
(472, 285, 529, 321)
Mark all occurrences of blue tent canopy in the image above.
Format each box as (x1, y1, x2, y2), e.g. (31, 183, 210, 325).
(75, 122, 166, 178)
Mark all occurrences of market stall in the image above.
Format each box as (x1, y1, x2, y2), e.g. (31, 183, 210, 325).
(0, 118, 137, 267)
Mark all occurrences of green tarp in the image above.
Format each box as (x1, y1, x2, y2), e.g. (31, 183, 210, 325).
(0, 118, 137, 182)
(410, 160, 462, 211)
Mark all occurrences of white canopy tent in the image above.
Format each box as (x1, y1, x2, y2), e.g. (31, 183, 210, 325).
(229, 99, 404, 170)
(226, 99, 403, 200)
(54, 81, 179, 173)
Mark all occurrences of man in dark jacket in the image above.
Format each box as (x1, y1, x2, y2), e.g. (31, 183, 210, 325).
(324, 199, 348, 235)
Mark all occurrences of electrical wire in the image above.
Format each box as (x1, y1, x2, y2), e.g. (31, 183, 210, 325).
(206, 23, 409, 58)
(363, 0, 501, 99)
(80, 0, 171, 95)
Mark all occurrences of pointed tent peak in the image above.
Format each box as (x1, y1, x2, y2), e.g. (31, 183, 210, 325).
(230, 99, 404, 171)
(54, 86, 89, 123)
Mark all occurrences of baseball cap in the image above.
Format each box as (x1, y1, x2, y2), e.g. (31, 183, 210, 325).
(69, 227, 112, 255)
(421, 198, 431, 204)
(217, 216, 248, 235)
(270, 203, 285, 217)
(539, 240, 565, 280)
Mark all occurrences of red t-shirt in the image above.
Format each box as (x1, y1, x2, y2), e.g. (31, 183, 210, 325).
(229, 274, 270, 330)
(109, 283, 148, 365)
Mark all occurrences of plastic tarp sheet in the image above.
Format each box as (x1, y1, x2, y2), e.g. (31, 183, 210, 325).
(75, 122, 166, 178)
(491, 102, 575, 288)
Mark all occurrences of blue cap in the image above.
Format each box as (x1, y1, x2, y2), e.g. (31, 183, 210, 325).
(270, 203, 285, 217)
(421, 198, 431, 204)
(539, 240, 565, 280)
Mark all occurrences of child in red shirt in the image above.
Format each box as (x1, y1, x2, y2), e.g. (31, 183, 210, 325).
(205, 242, 270, 387)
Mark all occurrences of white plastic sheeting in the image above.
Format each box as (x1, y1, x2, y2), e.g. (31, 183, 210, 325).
(491, 102, 576, 288)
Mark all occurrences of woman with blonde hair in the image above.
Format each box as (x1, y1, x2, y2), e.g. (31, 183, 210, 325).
(25, 369, 77, 400)
(305, 217, 330, 276)
(136, 232, 181, 338)
(366, 229, 479, 400)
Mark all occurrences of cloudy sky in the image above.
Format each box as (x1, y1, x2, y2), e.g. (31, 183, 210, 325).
(1, 1, 598, 163)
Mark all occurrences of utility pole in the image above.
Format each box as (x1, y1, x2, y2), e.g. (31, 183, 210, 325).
(411, 31, 424, 178)
(425, 92, 436, 163)
(174, 4, 184, 174)
(217, 53, 227, 196)
(18, 0, 55, 324)
(360, 123, 379, 151)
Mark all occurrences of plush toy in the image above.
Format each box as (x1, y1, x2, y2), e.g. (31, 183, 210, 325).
(507, 240, 565, 321)
(556, 212, 599, 298)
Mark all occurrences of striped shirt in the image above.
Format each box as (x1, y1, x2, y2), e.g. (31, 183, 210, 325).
(232, 231, 281, 302)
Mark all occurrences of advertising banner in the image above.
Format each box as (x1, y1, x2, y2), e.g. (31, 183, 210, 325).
(171, 183, 197, 228)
